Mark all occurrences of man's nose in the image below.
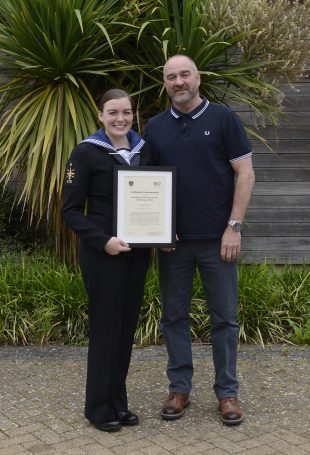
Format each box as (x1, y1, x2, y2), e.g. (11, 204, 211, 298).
(175, 75, 184, 85)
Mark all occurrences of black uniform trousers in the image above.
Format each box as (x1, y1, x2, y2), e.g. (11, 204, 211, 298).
(79, 243, 150, 424)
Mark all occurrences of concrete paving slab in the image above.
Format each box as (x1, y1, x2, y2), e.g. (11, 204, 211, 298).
(0, 344, 309, 454)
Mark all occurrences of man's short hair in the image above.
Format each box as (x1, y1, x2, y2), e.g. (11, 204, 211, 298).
(163, 54, 198, 79)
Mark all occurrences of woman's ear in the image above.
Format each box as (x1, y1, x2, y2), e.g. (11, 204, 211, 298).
(98, 111, 104, 123)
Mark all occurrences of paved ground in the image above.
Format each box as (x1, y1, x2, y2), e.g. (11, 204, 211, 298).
(0, 344, 310, 455)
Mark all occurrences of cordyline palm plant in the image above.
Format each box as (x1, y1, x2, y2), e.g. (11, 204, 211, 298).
(122, 0, 284, 134)
(0, 0, 308, 262)
(0, 0, 135, 261)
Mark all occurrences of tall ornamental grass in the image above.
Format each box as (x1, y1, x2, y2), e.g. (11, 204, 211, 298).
(0, 0, 136, 262)
(1, 0, 310, 265)
(0, 251, 309, 346)
(0, 252, 88, 344)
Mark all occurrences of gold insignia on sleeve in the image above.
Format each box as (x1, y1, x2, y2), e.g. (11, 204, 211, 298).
(66, 162, 75, 184)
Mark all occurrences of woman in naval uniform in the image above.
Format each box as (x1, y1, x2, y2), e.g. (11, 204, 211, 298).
(62, 89, 152, 432)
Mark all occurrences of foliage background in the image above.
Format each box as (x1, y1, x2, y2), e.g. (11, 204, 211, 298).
(0, 0, 309, 346)
(0, 252, 309, 346)
(0, 0, 309, 261)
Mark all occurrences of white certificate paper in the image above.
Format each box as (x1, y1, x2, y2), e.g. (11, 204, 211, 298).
(113, 167, 176, 246)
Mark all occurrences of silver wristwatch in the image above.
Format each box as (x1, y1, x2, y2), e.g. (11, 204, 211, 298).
(228, 220, 242, 232)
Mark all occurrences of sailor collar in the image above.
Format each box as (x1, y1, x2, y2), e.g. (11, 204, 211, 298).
(170, 97, 209, 119)
(81, 128, 145, 155)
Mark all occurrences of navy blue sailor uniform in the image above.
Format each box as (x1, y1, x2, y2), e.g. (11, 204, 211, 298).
(62, 128, 152, 424)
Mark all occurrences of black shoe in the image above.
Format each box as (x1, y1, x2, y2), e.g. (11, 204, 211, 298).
(118, 411, 139, 426)
(90, 420, 122, 432)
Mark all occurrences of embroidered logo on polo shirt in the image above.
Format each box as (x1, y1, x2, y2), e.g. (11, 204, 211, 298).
(204, 130, 210, 136)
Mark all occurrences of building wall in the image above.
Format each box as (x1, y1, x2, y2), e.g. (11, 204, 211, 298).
(240, 79, 310, 263)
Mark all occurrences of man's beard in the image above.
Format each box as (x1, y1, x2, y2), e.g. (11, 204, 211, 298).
(172, 88, 197, 104)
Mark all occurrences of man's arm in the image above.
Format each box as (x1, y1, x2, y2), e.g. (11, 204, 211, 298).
(221, 156, 255, 262)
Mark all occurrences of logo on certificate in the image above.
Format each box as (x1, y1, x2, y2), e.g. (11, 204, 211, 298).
(128, 181, 134, 187)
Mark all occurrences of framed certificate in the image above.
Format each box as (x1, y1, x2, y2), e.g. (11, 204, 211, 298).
(113, 166, 176, 247)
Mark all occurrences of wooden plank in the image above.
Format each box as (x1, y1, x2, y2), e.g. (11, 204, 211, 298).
(229, 103, 252, 112)
(240, 251, 310, 264)
(232, 97, 310, 113)
(241, 237, 310, 251)
(231, 98, 310, 113)
(234, 78, 310, 264)
(277, 111, 309, 125)
(229, 81, 310, 112)
(239, 111, 310, 125)
(281, 82, 310, 111)
(280, 81, 310, 95)
(249, 195, 309, 208)
(254, 168, 310, 182)
(250, 125, 310, 140)
(253, 153, 310, 167)
(246, 209, 310, 222)
(252, 140, 310, 153)
(252, 183, 310, 195)
(283, 96, 310, 111)
(242, 223, 310, 237)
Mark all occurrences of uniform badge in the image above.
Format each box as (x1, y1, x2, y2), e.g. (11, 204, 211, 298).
(65, 162, 76, 185)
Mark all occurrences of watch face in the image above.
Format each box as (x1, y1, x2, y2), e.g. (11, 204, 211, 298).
(228, 220, 242, 232)
(232, 222, 242, 232)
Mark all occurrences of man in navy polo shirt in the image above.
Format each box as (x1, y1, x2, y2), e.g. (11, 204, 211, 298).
(143, 54, 255, 425)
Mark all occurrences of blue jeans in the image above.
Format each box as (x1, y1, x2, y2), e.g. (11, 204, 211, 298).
(158, 239, 239, 398)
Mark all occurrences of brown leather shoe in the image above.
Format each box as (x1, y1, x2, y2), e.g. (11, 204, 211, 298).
(219, 397, 243, 425)
(161, 392, 190, 420)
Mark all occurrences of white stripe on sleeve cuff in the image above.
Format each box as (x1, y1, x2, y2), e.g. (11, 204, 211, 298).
(229, 152, 252, 163)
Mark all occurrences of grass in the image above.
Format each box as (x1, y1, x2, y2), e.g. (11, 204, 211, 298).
(0, 251, 88, 345)
(0, 250, 309, 346)
(238, 263, 310, 345)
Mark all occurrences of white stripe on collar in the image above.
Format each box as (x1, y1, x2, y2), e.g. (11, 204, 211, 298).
(192, 99, 209, 118)
(81, 138, 114, 150)
(171, 99, 209, 119)
(131, 138, 145, 154)
(81, 137, 145, 154)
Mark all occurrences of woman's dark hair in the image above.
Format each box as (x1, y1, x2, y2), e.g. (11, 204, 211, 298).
(98, 89, 133, 111)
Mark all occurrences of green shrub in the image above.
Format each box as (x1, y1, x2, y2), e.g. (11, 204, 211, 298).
(0, 252, 88, 344)
(238, 263, 310, 344)
(0, 252, 309, 345)
(289, 319, 310, 345)
(0, 183, 45, 250)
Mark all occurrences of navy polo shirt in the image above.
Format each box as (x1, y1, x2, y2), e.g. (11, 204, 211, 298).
(143, 98, 252, 239)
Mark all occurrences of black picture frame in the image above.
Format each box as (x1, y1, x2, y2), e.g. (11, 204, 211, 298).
(113, 166, 176, 247)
